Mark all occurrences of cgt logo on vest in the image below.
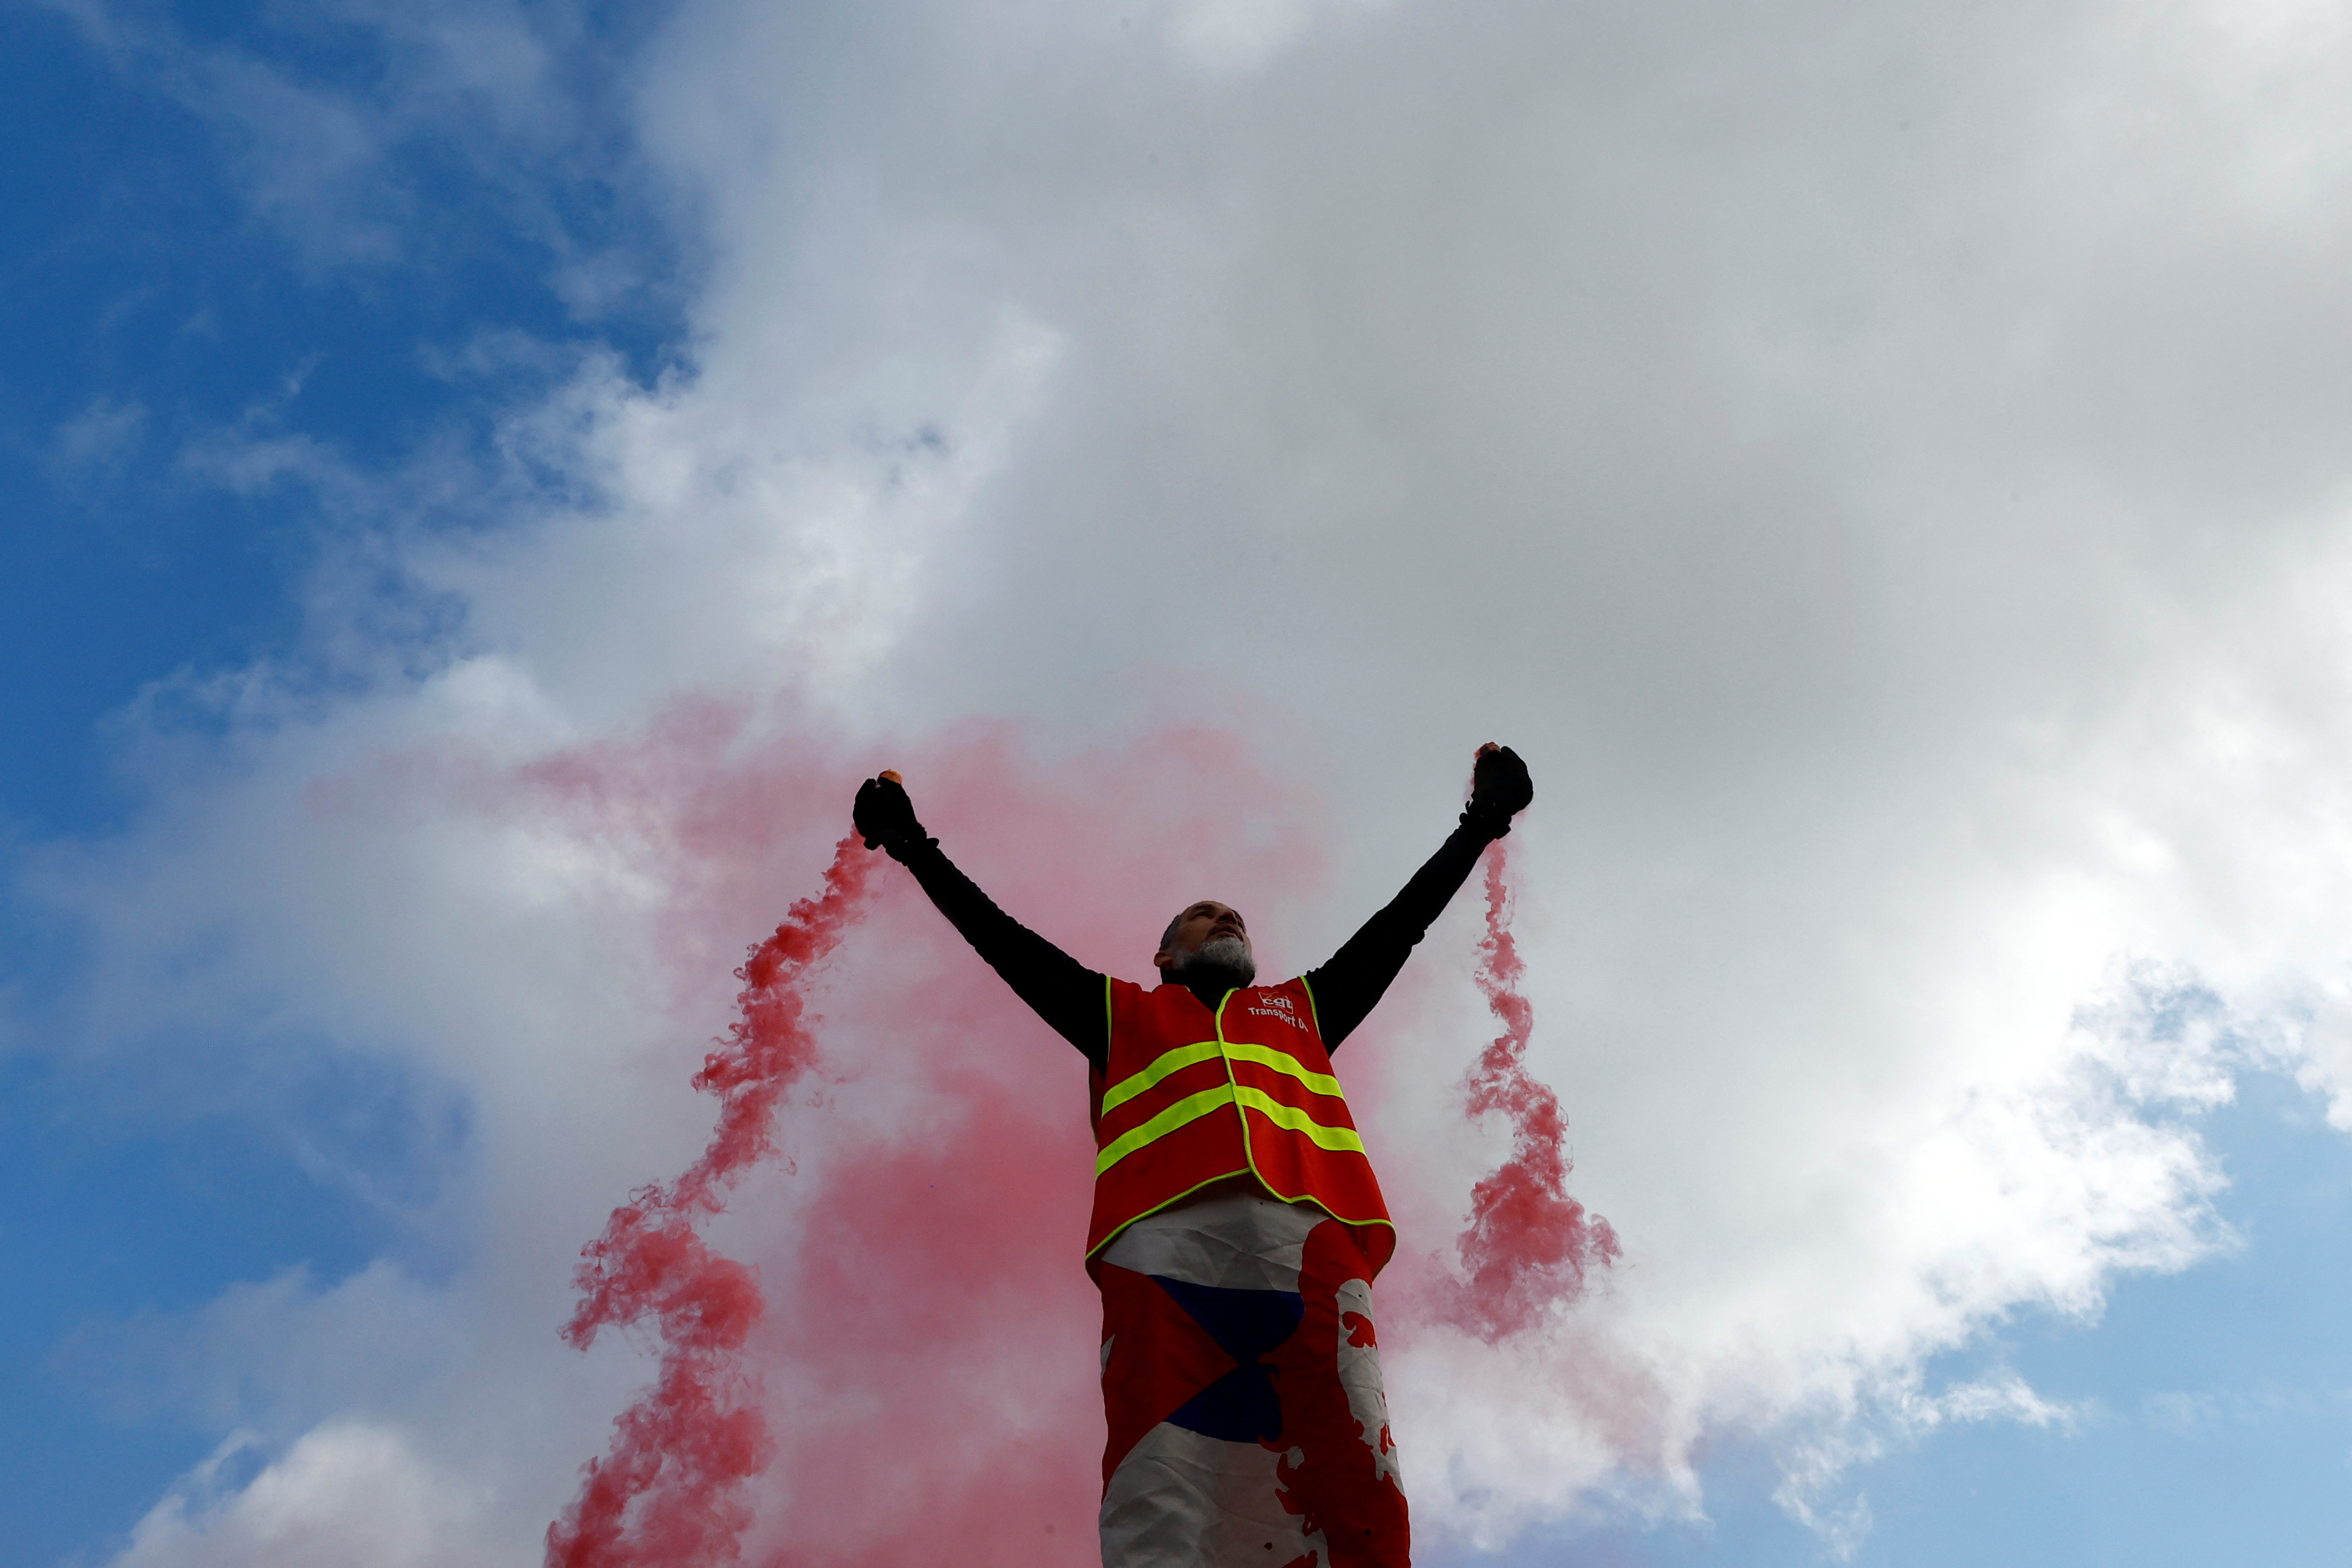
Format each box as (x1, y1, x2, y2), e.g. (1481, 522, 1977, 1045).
(1243, 993, 1305, 1030)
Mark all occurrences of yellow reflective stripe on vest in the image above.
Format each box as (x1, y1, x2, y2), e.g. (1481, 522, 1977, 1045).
(1102, 1038, 1342, 1116)
(1095, 1083, 1237, 1174)
(1230, 1084, 1365, 1153)
(1220, 1040, 1345, 1101)
(1100, 1040, 1225, 1115)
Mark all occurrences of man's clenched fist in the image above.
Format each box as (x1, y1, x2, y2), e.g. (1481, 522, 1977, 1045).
(853, 771, 926, 853)
(1467, 742, 1533, 832)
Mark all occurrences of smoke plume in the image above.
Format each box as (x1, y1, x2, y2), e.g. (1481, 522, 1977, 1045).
(1444, 842, 1619, 1340)
(548, 838, 878, 1566)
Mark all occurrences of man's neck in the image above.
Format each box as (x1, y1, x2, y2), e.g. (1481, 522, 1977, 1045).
(1162, 969, 1247, 1012)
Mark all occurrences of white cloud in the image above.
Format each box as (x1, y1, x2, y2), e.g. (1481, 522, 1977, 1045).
(52, 396, 148, 476)
(1160, 0, 1388, 73)
(109, 1423, 495, 1568)
(34, 0, 2352, 1561)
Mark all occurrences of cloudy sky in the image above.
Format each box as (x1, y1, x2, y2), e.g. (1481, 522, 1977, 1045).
(9, 0, 2352, 1562)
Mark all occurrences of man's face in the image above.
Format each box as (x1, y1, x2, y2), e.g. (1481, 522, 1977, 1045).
(1156, 901, 1249, 971)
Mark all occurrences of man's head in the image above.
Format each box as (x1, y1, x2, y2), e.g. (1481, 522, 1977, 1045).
(1156, 900, 1256, 991)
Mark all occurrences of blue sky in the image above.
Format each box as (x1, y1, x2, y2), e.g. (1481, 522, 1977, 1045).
(2, 4, 632, 1557)
(8, 2, 2352, 1565)
(0, 0, 673, 838)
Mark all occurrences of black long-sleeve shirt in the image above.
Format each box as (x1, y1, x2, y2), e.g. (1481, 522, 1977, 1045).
(885, 811, 1506, 1074)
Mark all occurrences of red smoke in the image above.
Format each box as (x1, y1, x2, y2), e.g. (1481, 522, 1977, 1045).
(548, 836, 879, 1566)
(515, 714, 1321, 1566)
(513, 711, 1608, 1563)
(1443, 841, 1618, 1340)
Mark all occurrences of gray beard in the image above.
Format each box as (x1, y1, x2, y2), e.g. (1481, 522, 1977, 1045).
(1172, 934, 1257, 992)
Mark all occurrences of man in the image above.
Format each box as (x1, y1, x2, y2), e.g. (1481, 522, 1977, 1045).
(851, 743, 1533, 1568)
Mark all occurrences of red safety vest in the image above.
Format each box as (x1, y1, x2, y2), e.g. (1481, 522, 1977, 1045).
(1086, 975, 1395, 1275)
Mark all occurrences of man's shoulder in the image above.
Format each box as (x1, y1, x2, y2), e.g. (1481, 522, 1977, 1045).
(1107, 976, 1196, 1009)
(1110, 976, 1314, 1018)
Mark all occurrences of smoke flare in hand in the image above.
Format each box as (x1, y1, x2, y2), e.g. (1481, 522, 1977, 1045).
(1449, 840, 1619, 1340)
(546, 834, 878, 1567)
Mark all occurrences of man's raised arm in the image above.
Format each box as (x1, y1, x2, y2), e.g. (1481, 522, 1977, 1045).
(1305, 743, 1533, 1051)
(853, 773, 1110, 1070)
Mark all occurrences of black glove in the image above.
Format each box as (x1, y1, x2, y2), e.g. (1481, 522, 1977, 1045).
(1462, 743, 1532, 837)
(853, 772, 931, 855)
